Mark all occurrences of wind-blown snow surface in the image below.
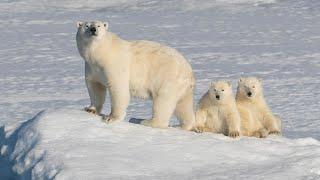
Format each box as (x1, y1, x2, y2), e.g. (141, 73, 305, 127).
(1, 0, 320, 179)
(1, 109, 320, 179)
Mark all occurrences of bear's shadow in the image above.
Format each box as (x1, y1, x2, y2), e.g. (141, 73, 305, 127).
(128, 118, 180, 128)
(128, 118, 145, 124)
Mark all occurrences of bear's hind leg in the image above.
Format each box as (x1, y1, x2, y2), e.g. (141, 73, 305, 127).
(175, 90, 195, 131)
(141, 95, 178, 128)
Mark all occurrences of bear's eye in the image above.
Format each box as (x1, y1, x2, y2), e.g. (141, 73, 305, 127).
(214, 89, 217, 92)
(97, 25, 100, 27)
(252, 86, 255, 88)
(222, 89, 224, 91)
(85, 25, 89, 28)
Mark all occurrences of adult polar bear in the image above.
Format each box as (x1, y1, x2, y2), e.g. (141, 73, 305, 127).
(76, 21, 195, 130)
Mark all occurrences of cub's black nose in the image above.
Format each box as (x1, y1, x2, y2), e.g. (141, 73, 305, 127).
(247, 92, 252, 97)
(216, 95, 220, 100)
(91, 27, 96, 32)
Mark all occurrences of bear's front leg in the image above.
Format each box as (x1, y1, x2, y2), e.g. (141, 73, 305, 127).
(85, 77, 106, 115)
(263, 111, 282, 135)
(193, 110, 208, 133)
(226, 110, 241, 138)
(103, 79, 130, 123)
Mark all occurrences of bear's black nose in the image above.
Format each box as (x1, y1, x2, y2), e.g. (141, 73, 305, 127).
(216, 95, 220, 100)
(91, 27, 96, 33)
(247, 92, 252, 97)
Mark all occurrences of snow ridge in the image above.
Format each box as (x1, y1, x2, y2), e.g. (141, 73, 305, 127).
(1, 109, 320, 179)
(0, 111, 60, 179)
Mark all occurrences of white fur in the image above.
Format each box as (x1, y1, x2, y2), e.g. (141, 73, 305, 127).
(236, 77, 282, 138)
(76, 21, 195, 130)
(194, 81, 241, 138)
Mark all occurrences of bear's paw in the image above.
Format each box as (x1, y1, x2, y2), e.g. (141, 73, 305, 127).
(269, 130, 281, 135)
(228, 131, 240, 138)
(84, 106, 98, 115)
(103, 115, 120, 124)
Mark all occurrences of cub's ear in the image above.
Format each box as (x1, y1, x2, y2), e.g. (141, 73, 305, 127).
(227, 81, 232, 87)
(103, 22, 109, 30)
(210, 81, 215, 87)
(77, 21, 84, 28)
(239, 78, 244, 83)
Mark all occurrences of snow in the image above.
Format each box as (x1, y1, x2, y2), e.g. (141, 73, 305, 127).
(1, 0, 320, 179)
(1, 109, 320, 179)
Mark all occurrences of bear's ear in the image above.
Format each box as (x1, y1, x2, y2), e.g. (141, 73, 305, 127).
(210, 82, 215, 87)
(227, 81, 232, 87)
(103, 22, 109, 30)
(258, 78, 262, 83)
(239, 78, 244, 83)
(77, 21, 84, 28)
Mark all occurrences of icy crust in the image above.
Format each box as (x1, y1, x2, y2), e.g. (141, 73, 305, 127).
(1, 109, 320, 179)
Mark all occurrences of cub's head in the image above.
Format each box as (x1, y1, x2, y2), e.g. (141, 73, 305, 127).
(76, 21, 108, 41)
(237, 77, 263, 100)
(209, 81, 233, 103)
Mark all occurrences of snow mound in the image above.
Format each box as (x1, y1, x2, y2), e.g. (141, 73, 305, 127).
(1, 109, 320, 179)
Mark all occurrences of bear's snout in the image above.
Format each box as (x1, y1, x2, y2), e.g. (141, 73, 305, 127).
(90, 27, 97, 34)
(216, 95, 220, 100)
(247, 92, 252, 97)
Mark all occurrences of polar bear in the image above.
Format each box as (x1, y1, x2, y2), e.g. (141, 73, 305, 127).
(193, 81, 241, 138)
(76, 21, 195, 130)
(236, 77, 282, 138)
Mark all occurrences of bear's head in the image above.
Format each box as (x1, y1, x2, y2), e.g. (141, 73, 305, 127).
(237, 77, 263, 100)
(76, 21, 108, 41)
(209, 81, 233, 104)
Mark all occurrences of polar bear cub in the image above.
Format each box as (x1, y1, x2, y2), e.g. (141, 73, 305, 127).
(76, 21, 195, 130)
(236, 77, 282, 138)
(194, 81, 241, 138)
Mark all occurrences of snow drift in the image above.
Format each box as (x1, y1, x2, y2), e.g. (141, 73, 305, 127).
(1, 0, 320, 179)
(1, 109, 320, 179)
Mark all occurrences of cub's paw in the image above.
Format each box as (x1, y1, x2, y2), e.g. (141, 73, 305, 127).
(260, 128, 269, 138)
(84, 106, 98, 115)
(193, 126, 204, 133)
(269, 130, 281, 135)
(252, 128, 268, 138)
(228, 131, 240, 138)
